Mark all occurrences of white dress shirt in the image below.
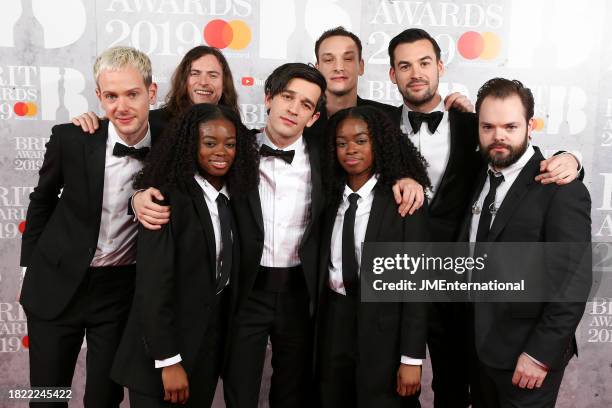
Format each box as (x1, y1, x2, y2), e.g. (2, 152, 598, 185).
(90, 122, 150, 267)
(328, 175, 422, 366)
(155, 176, 229, 368)
(257, 130, 312, 267)
(468, 145, 535, 243)
(400, 100, 450, 198)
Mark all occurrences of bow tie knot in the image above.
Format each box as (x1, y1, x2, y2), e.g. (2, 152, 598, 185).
(408, 110, 444, 134)
(112, 142, 150, 160)
(259, 144, 295, 164)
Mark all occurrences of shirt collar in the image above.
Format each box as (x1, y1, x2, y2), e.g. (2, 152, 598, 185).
(258, 129, 304, 150)
(194, 173, 229, 202)
(487, 144, 535, 180)
(108, 121, 151, 149)
(342, 174, 379, 202)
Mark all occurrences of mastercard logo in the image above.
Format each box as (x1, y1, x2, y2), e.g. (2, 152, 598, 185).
(204, 19, 252, 50)
(13, 102, 38, 117)
(533, 118, 545, 131)
(457, 31, 501, 60)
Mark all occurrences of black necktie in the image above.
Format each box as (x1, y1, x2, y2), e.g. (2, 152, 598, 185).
(259, 144, 295, 164)
(408, 111, 444, 134)
(475, 170, 505, 242)
(112, 142, 150, 160)
(342, 193, 360, 296)
(216, 193, 233, 293)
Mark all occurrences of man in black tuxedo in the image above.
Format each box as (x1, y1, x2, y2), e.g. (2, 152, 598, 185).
(384, 29, 583, 407)
(458, 77, 591, 407)
(222, 63, 327, 408)
(19, 46, 160, 407)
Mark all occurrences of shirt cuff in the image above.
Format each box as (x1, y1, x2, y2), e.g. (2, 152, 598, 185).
(522, 352, 548, 370)
(401, 356, 423, 366)
(154, 354, 182, 368)
(131, 189, 145, 222)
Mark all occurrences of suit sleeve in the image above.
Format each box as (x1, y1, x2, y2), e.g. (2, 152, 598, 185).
(523, 181, 591, 369)
(399, 204, 430, 359)
(20, 126, 64, 267)
(136, 199, 180, 360)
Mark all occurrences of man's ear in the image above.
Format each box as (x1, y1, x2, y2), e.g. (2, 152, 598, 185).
(527, 118, 535, 140)
(264, 93, 272, 111)
(306, 111, 321, 128)
(148, 82, 158, 105)
(437, 58, 445, 78)
(389, 66, 397, 85)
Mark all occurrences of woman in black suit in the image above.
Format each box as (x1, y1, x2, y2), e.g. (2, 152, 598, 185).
(111, 103, 259, 407)
(316, 105, 431, 408)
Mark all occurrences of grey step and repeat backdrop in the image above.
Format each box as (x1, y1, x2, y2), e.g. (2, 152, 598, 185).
(1, 0, 611, 406)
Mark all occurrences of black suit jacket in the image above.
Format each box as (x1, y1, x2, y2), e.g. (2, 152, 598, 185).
(457, 147, 591, 370)
(384, 105, 482, 242)
(231, 131, 325, 314)
(111, 179, 239, 396)
(20, 119, 163, 320)
(315, 185, 429, 406)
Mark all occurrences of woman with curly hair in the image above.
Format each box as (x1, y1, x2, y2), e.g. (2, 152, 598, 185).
(316, 105, 430, 408)
(111, 103, 259, 407)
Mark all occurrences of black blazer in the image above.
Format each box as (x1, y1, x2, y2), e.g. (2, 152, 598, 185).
(231, 132, 325, 314)
(457, 147, 591, 370)
(315, 185, 429, 406)
(384, 105, 482, 242)
(19, 119, 163, 320)
(111, 179, 239, 396)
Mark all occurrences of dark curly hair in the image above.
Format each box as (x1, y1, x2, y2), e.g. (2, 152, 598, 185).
(323, 105, 431, 205)
(134, 103, 259, 198)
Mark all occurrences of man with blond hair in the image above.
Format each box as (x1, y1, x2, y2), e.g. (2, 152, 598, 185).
(20, 46, 161, 407)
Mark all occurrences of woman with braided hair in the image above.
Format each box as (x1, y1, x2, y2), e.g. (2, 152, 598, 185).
(111, 103, 259, 407)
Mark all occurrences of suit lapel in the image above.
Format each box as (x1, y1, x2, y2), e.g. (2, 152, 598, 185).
(186, 178, 217, 280)
(86, 121, 109, 221)
(318, 202, 339, 299)
(247, 187, 264, 236)
(364, 185, 388, 243)
(457, 167, 488, 242)
(487, 149, 542, 241)
(301, 134, 323, 244)
(429, 110, 459, 212)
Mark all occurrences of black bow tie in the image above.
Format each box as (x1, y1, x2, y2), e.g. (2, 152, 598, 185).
(112, 142, 150, 160)
(408, 111, 444, 134)
(259, 144, 295, 164)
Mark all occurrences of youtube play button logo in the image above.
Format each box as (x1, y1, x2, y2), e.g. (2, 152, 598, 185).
(241, 76, 254, 86)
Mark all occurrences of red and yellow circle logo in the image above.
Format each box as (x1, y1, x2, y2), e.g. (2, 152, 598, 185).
(457, 32, 501, 60)
(13, 102, 38, 117)
(533, 118, 545, 132)
(204, 19, 252, 50)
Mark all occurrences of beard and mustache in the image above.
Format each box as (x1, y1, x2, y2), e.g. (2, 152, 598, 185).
(481, 132, 529, 169)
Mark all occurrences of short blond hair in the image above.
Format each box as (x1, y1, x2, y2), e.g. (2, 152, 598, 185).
(93, 46, 152, 87)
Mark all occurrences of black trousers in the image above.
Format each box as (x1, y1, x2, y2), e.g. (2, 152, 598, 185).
(26, 265, 135, 408)
(427, 302, 471, 408)
(224, 266, 313, 408)
(318, 289, 420, 408)
(128, 290, 230, 408)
